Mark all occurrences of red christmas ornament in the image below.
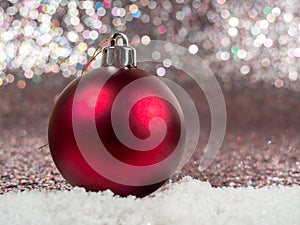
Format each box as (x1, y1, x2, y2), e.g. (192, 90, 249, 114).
(48, 33, 184, 197)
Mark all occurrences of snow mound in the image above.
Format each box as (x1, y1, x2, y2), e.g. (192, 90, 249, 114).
(0, 177, 299, 225)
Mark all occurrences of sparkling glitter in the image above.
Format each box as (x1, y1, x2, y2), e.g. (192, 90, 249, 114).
(255, 34, 266, 47)
(67, 31, 79, 42)
(97, 8, 106, 16)
(141, 14, 150, 23)
(148, 1, 157, 10)
(89, 30, 99, 40)
(240, 65, 250, 75)
(220, 9, 230, 19)
(251, 27, 261, 36)
(231, 45, 239, 54)
(82, 1, 94, 10)
(288, 48, 294, 58)
(259, 19, 269, 29)
(261, 58, 271, 67)
(263, 6, 272, 15)
(264, 39, 273, 48)
(221, 51, 230, 61)
(248, 9, 258, 19)
(24, 70, 34, 79)
(163, 58, 172, 67)
(141, 35, 151, 45)
(158, 25, 167, 34)
(228, 27, 238, 37)
(274, 79, 284, 88)
(283, 13, 293, 22)
(16, 80, 26, 89)
(95, 2, 103, 10)
(129, 4, 138, 13)
(140, 0, 149, 7)
(229, 17, 239, 27)
(278, 35, 288, 45)
(78, 42, 88, 52)
(70, 17, 80, 26)
(266, 14, 276, 23)
(221, 37, 231, 47)
(272, 7, 281, 16)
(152, 51, 161, 60)
(0, 51, 7, 61)
(156, 67, 166, 76)
(237, 49, 247, 59)
(87, 47, 96, 57)
(188, 44, 199, 54)
(6, 74, 14, 83)
(294, 48, 300, 57)
(0, 0, 299, 90)
(289, 70, 298, 81)
(132, 9, 141, 18)
(176, 11, 185, 20)
(217, 0, 227, 4)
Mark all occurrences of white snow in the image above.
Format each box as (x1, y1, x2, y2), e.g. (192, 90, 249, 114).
(0, 177, 299, 225)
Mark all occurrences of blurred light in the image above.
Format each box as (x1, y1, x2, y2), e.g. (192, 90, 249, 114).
(163, 58, 172, 67)
(274, 79, 284, 88)
(17, 80, 26, 89)
(6, 74, 15, 83)
(188, 44, 199, 54)
(237, 49, 247, 59)
(229, 17, 239, 27)
(217, 0, 226, 4)
(221, 51, 230, 61)
(156, 67, 166, 76)
(283, 13, 293, 22)
(78, 42, 88, 52)
(228, 27, 238, 37)
(0, 0, 299, 90)
(141, 35, 151, 45)
(240, 65, 250, 75)
(152, 51, 161, 60)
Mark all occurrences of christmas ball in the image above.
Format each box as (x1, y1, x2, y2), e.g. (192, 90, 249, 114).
(48, 66, 184, 197)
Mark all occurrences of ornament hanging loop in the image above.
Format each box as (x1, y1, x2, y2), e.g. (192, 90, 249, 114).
(81, 33, 136, 76)
(110, 33, 129, 47)
(101, 32, 137, 68)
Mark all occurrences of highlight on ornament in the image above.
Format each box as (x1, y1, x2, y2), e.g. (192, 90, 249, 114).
(48, 33, 226, 197)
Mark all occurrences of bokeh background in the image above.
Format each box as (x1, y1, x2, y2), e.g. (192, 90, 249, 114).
(0, 0, 299, 193)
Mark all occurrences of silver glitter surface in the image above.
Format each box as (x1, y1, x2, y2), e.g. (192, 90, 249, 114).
(0, 76, 299, 193)
(1, 0, 300, 89)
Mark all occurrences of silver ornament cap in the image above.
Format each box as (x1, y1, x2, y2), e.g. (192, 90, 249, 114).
(101, 33, 137, 68)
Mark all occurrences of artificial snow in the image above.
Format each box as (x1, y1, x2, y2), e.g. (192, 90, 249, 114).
(0, 177, 299, 225)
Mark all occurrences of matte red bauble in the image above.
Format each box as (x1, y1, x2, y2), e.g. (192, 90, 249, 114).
(48, 33, 184, 197)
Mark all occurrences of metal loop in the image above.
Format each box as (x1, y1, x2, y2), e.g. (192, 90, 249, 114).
(110, 33, 128, 46)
